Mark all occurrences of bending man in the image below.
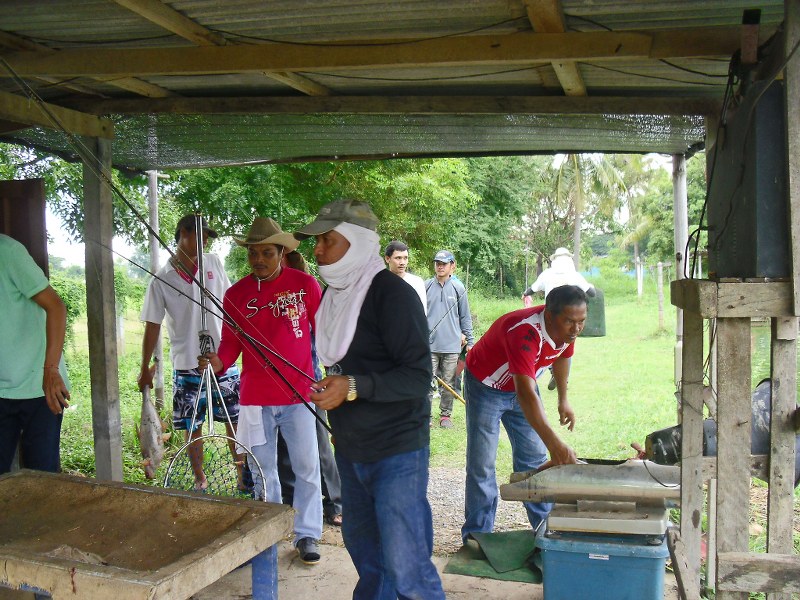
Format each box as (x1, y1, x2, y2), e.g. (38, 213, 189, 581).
(462, 285, 586, 543)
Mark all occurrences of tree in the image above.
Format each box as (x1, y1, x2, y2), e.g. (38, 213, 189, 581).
(614, 154, 658, 268)
(0, 142, 150, 247)
(637, 153, 707, 265)
(553, 154, 626, 269)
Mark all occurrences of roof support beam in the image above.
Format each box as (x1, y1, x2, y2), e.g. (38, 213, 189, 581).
(0, 90, 113, 138)
(113, 0, 228, 46)
(2, 27, 745, 78)
(72, 94, 720, 117)
(113, 0, 331, 96)
(0, 29, 175, 99)
(525, 0, 587, 96)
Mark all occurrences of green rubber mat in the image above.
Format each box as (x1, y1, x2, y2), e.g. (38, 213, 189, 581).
(443, 530, 541, 584)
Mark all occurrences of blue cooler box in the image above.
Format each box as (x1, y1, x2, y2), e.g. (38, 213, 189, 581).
(535, 528, 669, 600)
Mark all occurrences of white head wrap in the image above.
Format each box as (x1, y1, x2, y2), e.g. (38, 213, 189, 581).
(315, 222, 385, 366)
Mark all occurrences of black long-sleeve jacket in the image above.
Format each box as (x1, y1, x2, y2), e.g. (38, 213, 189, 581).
(327, 270, 432, 463)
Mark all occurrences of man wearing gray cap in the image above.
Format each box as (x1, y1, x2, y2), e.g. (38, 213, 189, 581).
(296, 199, 445, 600)
(425, 249, 474, 428)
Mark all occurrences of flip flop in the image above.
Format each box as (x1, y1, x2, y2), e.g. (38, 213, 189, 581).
(325, 513, 343, 527)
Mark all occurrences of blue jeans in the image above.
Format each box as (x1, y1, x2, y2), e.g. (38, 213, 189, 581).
(462, 369, 552, 543)
(336, 447, 445, 600)
(248, 404, 322, 542)
(0, 396, 62, 474)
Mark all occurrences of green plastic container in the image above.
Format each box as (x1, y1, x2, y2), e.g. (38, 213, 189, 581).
(581, 287, 605, 337)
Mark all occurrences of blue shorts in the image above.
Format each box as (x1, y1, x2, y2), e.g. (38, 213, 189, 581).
(172, 366, 240, 431)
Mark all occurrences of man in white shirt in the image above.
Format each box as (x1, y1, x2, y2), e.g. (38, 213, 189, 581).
(522, 247, 595, 391)
(138, 214, 241, 490)
(523, 247, 595, 299)
(384, 240, 427, 315)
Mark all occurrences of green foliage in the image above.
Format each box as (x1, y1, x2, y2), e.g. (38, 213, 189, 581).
(114, 266, 147, 316)
(225, 244, 251, 281)
(638, 153, 707, 265)
(49, 272, 86, 343)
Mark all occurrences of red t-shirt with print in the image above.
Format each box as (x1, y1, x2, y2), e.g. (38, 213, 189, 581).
(218, 267, 322, 406)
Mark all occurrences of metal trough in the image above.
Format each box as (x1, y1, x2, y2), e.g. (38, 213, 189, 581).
(0, 470, 293, 599)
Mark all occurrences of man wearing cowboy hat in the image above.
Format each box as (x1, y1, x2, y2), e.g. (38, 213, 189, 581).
(139, 214, 241, 487)
(200, 216, 324, 568)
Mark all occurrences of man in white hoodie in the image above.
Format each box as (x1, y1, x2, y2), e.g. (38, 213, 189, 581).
(522, 248, 595, 390)
(523, 247, 596, 300)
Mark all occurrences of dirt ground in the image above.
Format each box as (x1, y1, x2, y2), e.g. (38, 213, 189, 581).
(193, 538, 681, 599)
(193, 466, 680, 599)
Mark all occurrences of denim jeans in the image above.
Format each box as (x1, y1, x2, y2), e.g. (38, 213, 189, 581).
(250, 546, 277, 600)
(430, 352, 459, 417)
(336, 447, 445, 600)
(248, 404, 322, 542)
(461, 369, 552, 543)
(0, 396, 63, 474)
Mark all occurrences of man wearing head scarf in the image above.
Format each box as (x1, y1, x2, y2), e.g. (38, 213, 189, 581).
(200, 217, 324, 569)
(296, 200, 445, 600)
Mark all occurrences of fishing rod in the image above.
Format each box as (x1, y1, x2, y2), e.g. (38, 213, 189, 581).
(425, 278, 469, 340)
(104, 240, 315, 383)
(2, 58, 331, 433)
(92, 230, 332, 435)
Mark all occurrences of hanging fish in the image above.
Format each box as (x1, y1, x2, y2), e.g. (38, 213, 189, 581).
(137, 387, 170, 479)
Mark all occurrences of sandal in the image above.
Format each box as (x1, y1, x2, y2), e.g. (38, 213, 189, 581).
(325, 513, 343, 527)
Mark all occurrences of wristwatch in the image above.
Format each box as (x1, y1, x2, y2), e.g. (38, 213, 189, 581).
(346, 376, 358, 401)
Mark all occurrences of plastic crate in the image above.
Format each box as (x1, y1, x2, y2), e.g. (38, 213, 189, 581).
(535, 527, 669, 600)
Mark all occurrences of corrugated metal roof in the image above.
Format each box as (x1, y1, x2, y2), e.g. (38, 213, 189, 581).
(0, 0, 786, 168)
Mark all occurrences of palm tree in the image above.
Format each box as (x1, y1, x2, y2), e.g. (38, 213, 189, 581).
(554, 154, 626, 269)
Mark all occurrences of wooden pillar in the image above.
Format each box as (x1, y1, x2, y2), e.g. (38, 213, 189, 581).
(786, 0, 800, 314)
(146, 170, 165, 410)
(673, 154, 689, 391)
(715, 317, 751, 600)
(83, 136, 123, 481)
(767, 317, 797, 600)
(679, 308, 704, 595)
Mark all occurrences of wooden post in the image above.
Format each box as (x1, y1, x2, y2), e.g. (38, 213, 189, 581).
(673, 153, 688, 387)
(636, 256, 643, 297)
(680, 308, 705, 596)
(715, 317, 751, 600)
(767, 316, 797, 600)
(657, 262, 664, 330)
(146, 170, 165, 410)
(785, 0, 800, 314)
(83, 136, 123, 481)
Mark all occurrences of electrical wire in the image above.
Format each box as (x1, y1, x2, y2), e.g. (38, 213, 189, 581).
(22, 15, 529, 48)
(581, 62, 722, 87)
(0, 56, 332, 434)
(306, 64, 550, 83)
(215, 16, 528, 47)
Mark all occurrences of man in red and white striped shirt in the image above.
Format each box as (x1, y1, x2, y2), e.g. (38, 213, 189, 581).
(461, 285, 587, 543)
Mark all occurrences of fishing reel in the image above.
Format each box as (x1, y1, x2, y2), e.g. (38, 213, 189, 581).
(198, 329, 215, 356)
